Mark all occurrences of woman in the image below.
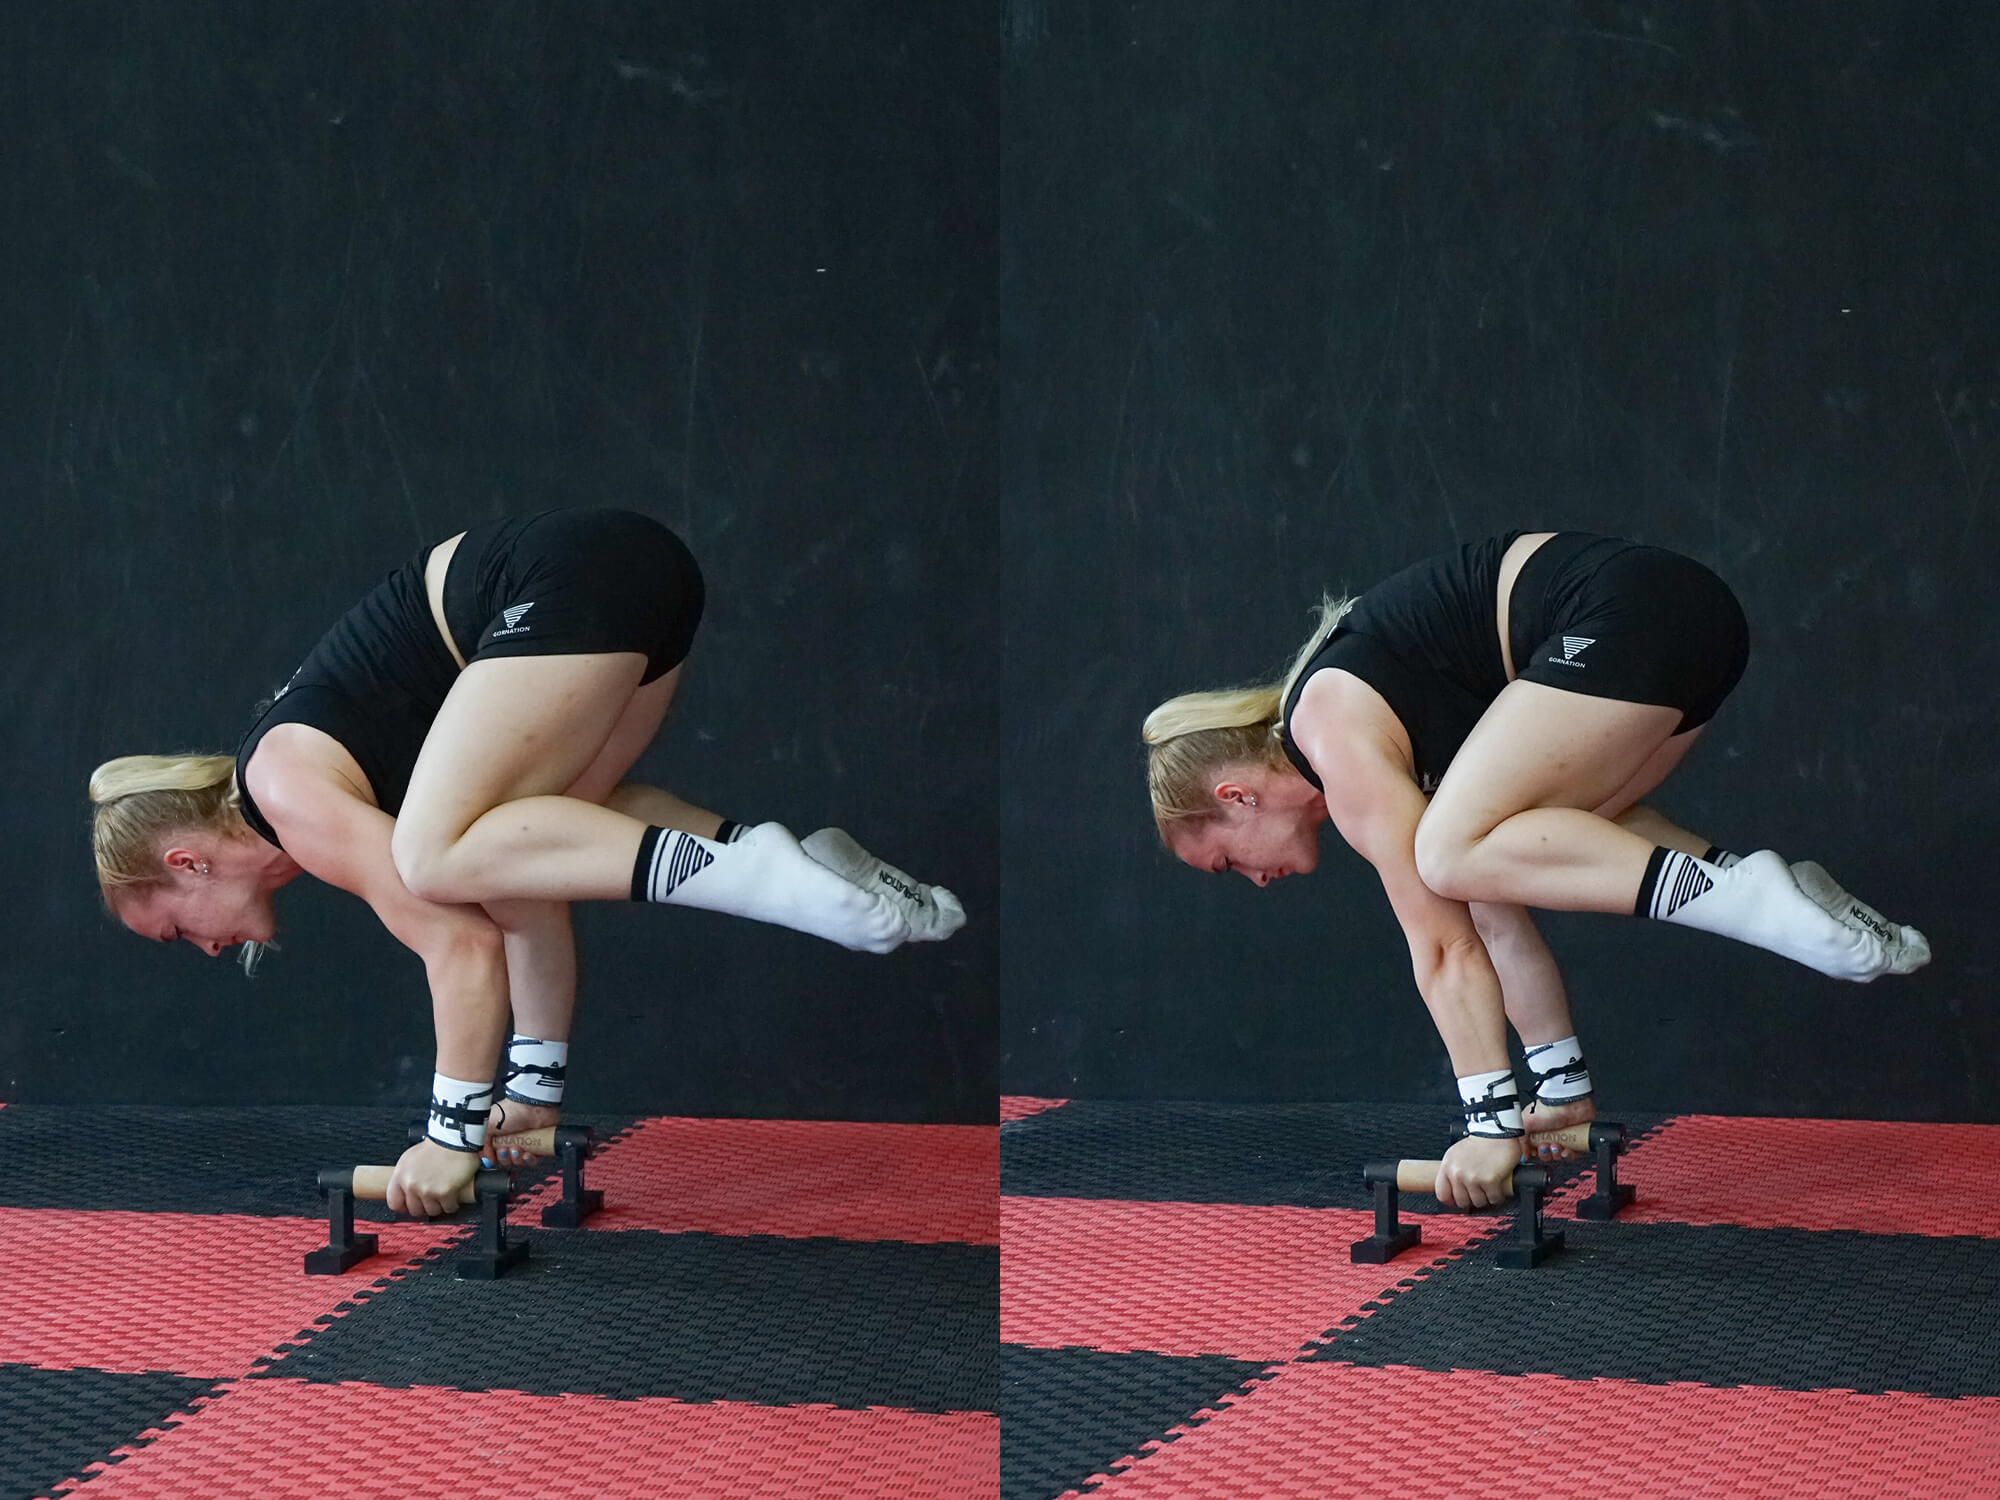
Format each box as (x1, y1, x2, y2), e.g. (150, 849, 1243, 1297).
(91, 508, 963, 1217)
(1143, 530, 1928, 1211)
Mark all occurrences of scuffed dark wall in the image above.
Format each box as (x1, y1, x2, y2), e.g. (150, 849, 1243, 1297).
(1001, 1, 1997, 1118)
(3, 3, 997, 1121)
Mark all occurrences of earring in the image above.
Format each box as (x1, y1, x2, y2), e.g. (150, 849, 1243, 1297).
(197, 861, 211, 875)
(1246, 795, 1258, 808)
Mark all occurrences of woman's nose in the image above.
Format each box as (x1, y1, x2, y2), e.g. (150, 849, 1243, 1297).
(203, 939, 224, 957)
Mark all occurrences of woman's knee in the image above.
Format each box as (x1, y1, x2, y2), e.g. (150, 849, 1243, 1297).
(390, 815, 469, 905)
(1412, 813, 1481, 901)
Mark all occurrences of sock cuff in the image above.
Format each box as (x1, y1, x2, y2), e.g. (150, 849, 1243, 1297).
(633, 826, 719, 904)
(632, 827, 665, 902)
(1641, 847, 1717, 921)
(1635, 845, 1673, 917)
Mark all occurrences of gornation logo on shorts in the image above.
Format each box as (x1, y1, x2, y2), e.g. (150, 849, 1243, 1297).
(492, 602, 536, 638)
(1546, 635, 1594, 668)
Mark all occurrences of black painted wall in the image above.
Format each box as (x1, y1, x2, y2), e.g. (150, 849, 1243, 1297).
(3, 4, 996, 1120)
(1002, 2, 1999, 1118)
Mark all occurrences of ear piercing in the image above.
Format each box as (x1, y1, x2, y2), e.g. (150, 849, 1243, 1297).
(1247, 795, 1258, 808)
(197, 862, 211, 875)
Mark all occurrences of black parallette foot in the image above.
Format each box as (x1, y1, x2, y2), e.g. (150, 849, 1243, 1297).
(1494, 1164, 1564, 1269)
(304, 1177, 380, 1276)
(1493, 1228, 1566, 1269)
(455, 1169, 527, 1281)
(455, 1237, 530, 1280)
(1351, 1164, 1425, 1264)
(303, 1235, 379, 1275)
(539, 1125, 603, 1229)
(1350, 1223, 1422, 1264)
(1574, 1121, 1636, 1220)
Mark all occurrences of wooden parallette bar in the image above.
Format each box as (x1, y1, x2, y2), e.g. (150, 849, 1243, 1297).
(1348, 1121, 1632, 1270)
(1384, 1122, 1604, 1194)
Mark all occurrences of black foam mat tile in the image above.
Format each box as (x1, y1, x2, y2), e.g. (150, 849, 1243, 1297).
(1000, 1344, 1271, 1500)
(1001, 1098, 1667, 1209)
(1311, 1218, 2000, 1398)
(0, 1107, 633, 1219)
(0, 1363, 220, 1500)
(254, 1227, 998, 1413)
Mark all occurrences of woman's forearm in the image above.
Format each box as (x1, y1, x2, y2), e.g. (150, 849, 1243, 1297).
(1412, 937, 1512, 1077)
(424, 927, 511, 1082)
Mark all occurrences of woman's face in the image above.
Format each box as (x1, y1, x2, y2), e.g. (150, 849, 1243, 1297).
(116, 869, 276, 958)
(1170, 799, 1323, 886)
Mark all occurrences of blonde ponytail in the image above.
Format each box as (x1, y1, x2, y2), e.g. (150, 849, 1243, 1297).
(1142, 593, 1356, 839)
(89, 754, 243, 894)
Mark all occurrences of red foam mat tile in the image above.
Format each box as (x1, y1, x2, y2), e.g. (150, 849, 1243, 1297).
(1001, 1197, 1492, 1362)
(1069, 1361, 2000, 1499)
(0, 1208, 456, 1379)
(1001, 1096, 1069, 1123)
(513, 1116, 997, 1244)
(1607, 1116, 2000, 1235)
(58, 1377, 998, 1500)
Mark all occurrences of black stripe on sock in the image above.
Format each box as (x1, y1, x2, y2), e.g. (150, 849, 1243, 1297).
(1636, 845, 1672, 918)
(715, 818, 744, 845)
(632, 826, 664, 902)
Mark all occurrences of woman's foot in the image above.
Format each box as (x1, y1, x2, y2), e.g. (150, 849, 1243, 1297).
(1659, 849, 1907, 981)
(649, 822, 911, 952)
(1790, 861, 1931, 976)
(802, 827, 966, 941)
(481, 1099, 561, 1166)
(1522, 1094, 1595, 1162)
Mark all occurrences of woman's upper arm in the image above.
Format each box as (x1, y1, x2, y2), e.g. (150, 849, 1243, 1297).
(1340, 774, 1484, 972)
(248, 732, 486, 958)
(1299, 682, 1482, 966)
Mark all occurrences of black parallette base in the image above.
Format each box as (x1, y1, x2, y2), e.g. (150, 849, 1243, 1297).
(1350, 1223, 1421, 1264)
(541, 1126, 602, 1227)
(1494, 1226, 1566, 1268)
(1573, 1124, 1637, 1220)
(303, 1234, 379, 1275)
(456, 1237, 531, 1280)
(1577, 1181, 1637, 1220)
(455, 1168, 526, 1281)
(1351, 1165, 1425, 1265)
(304, 1181, 380, 1276)
(543, 1187, 604, 1229)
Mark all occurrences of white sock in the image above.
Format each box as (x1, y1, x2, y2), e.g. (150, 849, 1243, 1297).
(801, 828, 966, 942)
(1790, 861, 1931, 976)
(1639, 847, 1899, 982)
(632, 822, 910, 954)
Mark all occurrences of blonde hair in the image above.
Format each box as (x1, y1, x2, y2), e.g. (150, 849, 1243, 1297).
(1141, 594, 1355, 840)
(90, 753, 276, 976)
(89, 754, 242, 894)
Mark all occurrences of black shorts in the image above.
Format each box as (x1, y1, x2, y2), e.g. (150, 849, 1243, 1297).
(443, 509, 705, 684)
(1507, 533, 1749, 733)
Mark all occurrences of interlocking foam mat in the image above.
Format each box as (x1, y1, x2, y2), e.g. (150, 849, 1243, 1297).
(0, 1105, 997, 1499)
(999, 1098, 2000, 1500)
